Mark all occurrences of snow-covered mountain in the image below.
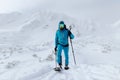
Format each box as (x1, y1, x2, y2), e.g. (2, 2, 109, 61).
(0, 11, 95, 45)
(0, 11, 120, 80)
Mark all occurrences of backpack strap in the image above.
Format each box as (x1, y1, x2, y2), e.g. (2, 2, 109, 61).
(65, 28, 71, 36)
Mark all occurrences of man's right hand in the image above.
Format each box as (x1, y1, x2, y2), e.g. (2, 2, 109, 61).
(54, 47, 57, 52)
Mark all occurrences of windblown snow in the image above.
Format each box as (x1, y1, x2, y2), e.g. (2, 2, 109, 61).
(0, 11, 120, 80)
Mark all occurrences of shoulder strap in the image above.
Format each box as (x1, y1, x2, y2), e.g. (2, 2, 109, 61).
(65, 28, 71, 36)
(64, 24, 72, 36)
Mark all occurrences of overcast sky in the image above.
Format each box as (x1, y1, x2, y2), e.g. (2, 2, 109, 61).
(0, 0, 120, 24)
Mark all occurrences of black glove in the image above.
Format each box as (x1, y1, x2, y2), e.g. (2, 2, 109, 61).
(68, 30, 71, 36)
(54, 47, 57, 52)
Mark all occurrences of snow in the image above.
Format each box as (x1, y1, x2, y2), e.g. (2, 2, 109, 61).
(0, 11, 120, 80)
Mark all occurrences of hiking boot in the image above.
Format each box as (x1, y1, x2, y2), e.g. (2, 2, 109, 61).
(64, 66, 69, 70)
(59, 63, 62, 69)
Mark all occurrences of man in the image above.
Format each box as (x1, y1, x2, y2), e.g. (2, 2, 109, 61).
(55, 21, 74, 70)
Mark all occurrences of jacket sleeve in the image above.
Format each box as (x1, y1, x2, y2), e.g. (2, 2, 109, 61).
(55, 31, 58, 47)
(68, 30, 74, 39)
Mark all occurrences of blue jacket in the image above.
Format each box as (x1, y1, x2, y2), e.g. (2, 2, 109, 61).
(55, 28, 74, 47)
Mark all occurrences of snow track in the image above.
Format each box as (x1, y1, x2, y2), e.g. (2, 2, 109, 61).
(20, 65, 88, 80)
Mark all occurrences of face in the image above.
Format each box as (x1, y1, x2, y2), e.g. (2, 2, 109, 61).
(59, 24, 64, 30)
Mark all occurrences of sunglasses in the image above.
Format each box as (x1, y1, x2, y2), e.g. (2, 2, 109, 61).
(59, 24, 64, 29)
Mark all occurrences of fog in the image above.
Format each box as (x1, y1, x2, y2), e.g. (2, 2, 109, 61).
(0, 0, 120, 24)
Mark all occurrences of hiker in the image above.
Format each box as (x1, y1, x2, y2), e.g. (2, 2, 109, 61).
(54, 21, 74, 70)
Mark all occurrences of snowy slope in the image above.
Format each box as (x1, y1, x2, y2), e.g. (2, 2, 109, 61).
(0, 12, 31, 31)
(0, 11, 120, 80)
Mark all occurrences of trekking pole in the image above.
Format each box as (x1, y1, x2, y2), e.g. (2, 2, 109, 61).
(69, 26, 76, 65)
